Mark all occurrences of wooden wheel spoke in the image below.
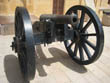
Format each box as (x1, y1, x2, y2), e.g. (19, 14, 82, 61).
(81, 19, 92, 32)
(79, 44, 84, 61)
(73, 10, 78, 15)
(82, 43, 91, 59)
(73, 43, 79, 56)
(81, 33, 96, 36)
(68, 10, 74, 15)
(78, 11, 85, 30)
(85, 39, 96, 50)
(68, 40, 75, 48)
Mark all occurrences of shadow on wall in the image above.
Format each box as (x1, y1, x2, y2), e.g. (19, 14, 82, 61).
(4, 54, 29, 83)
(36, 45, 87, 77)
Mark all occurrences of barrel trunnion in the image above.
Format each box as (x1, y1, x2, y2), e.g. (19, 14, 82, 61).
(11, 5, 104, 81)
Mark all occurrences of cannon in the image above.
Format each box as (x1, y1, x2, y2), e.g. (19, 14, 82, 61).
(11, 5, 104, 81)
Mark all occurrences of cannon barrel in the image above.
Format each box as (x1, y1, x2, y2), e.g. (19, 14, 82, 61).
(40, 14, 78, 26)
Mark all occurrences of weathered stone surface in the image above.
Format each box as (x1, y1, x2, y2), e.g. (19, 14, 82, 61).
(0, 26, 110, 83)
(0, 15, 38, 35)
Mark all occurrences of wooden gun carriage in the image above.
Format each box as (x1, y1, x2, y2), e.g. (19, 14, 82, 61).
(11, 5, 104, 81)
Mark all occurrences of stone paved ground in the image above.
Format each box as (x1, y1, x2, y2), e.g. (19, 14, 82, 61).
(0, 26, 110, 83)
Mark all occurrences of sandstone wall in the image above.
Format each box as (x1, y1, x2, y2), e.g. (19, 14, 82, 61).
(0, 0, 109, 17)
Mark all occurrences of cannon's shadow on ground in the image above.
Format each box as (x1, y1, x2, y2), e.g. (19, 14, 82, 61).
(4, 54, 29, 83)
(4, 45, 87, 83)
(36, 45, 87, 77)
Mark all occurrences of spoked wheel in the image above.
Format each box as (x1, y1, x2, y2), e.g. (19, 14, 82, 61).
(64, 5, 104, 65)
(12, 7, 36, 80)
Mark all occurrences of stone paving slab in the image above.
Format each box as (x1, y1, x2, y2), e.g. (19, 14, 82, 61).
(0, 26, 110, 83)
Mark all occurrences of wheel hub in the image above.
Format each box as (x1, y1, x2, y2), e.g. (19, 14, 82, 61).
(74, 30, 80, 42)
(11, 37, 23, 53)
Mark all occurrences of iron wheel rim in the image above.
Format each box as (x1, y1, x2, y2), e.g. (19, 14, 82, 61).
(15, 7, 36, 80)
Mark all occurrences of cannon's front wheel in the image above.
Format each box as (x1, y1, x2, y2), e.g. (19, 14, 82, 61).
(13, 7, 36, 80)
(64, 5, 104, 65)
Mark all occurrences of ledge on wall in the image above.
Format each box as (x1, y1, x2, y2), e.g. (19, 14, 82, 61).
(0, 15, 38, 35)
